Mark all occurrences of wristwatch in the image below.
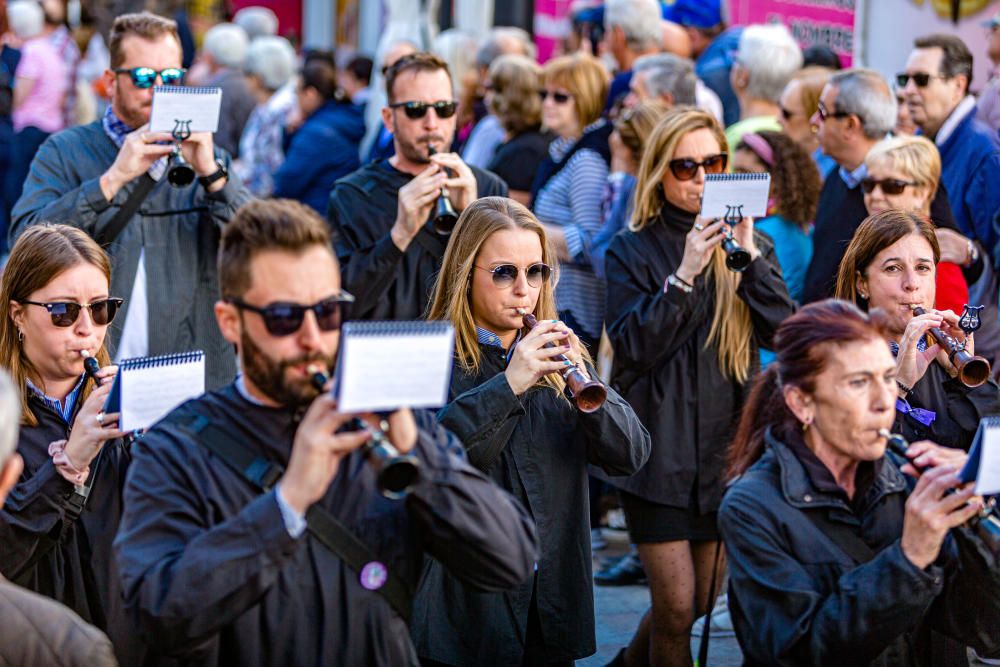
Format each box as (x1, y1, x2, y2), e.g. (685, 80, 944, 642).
(198, 159, 228, 189)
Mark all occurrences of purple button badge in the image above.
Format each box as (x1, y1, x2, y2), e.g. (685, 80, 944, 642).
(360, 561, 388, 590)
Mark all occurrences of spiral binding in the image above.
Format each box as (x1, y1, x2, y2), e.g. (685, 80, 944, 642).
(152, 85, 222, 96)
(342, 321, 454, 337)
(705, 173, 769, 182)
(120, 350, 205, 370)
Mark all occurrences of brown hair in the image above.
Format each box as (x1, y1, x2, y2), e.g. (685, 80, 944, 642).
(1, 225, 113, 426)
(384, 52, 452, 104)
(834, 209, 940, 309)
(219, 199, 334, 299)
(488, 54, 543, 135)
(736, 130, 820, 229)
(541, 53, 610, 128)
(108, 12, 180, 69)
(915, 33, 973, 95)
(614, 100, 670, 163)
(788, 66, 832, 120)
(727, 299, 890, 477)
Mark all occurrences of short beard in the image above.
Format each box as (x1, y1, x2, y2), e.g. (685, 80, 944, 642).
(396, 129, 450, 164)
(240, 329, 335, 409)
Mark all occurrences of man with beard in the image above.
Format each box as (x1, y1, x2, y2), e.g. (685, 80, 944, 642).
(327, 52, 508, 321)
(113, 198, 538, 665)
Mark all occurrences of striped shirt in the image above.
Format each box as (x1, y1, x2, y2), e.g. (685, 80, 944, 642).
(532, 121, 609, 339)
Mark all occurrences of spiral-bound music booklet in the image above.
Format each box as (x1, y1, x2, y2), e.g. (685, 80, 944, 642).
(960, 416, 1000, 495)
(334, 321, 455, 413)
(104, 351, 205, 431)
(700, 173, 771, 220)
(149, 86, 223, 134)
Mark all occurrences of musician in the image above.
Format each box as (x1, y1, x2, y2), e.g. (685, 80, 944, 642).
(602, 107, 795, 665)
(721, 299, 1000, 665)
(835, 210, 1000, 451)
(414, 196, 649, 666)
(0, 225, 137, 662)
(113, 199, 538, 665)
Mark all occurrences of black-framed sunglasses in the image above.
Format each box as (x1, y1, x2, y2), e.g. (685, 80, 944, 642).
(112, 66, 186, 89)
(895, 72, 948, 88)
(20, 298, 124, 327)
(389, 100, 458, 119)
(816, 102, 851, 122)
(227, 293, 355, 337)
(538, 89, 572, 104)
(861, 177, 916, 195)
(475, 263, 552, 289)
(668, 153, 727, 181)
(779, 106, 797, 121)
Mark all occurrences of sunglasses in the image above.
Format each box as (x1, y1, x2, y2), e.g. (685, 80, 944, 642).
(861, 177, 916, 195)
(112, 67, 185, 89)
(668, 153, 727, 181)
(228, 293, 355, 337)
(779, 106, 797, 121)
(20, 298, 124, 327)
(475, 263, 552, 289)
(389, 100, 458, 119)
(538, 89, 572, 104)
(816, 102, 852, 122)
(895, 72, 947, 88)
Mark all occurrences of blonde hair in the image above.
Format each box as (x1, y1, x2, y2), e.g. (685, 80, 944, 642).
(427, 197, 592, 397)
(631, 108, 753, 383)
(614, 100, 671, 162)
(789, 66, 833, 120)
(541, 53, 610, 128)
(865, 134, 941, 201)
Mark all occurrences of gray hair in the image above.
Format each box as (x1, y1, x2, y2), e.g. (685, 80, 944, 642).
(0, 371, 19, 462)
(7, 0, 44, 40)
(203, 23, 250, 70)
(830, 68, 897, 140)
(475, 26, 536, 69)
(604, 0, 663, 51)
(244, 36, 296, 92)
(737, 24, 803, 103)
(233, 7, 279, 40)
(633, 53, 697, 106)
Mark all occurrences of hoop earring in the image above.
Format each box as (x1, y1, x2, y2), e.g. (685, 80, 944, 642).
(17, 329, 23, 342)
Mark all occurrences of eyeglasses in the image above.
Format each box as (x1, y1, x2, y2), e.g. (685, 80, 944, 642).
(112, 67, 186, 89)
(861, 177, 917, 195)
(227, 293, 355, 337)
(389, 100, 458, 119)
(538, 89, 572, 104)
(19, 298, 124, 327)
(895, 72, 948, 88)
(668, 153, 728, 181)
(816, 102, 851, 122)
(475, 263, 552, 289)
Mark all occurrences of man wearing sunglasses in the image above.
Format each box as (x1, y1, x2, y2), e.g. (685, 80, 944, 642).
(11, 12, 251, 391)
(900, 34, 1000, 268)
(114, 199, 537, 665)
(328, 52, 508, 321)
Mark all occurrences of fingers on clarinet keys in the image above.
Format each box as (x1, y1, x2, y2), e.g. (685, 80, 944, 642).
(910, 304, 991, 387)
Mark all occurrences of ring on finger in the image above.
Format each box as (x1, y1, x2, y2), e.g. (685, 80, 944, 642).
(694, 223, 705, 231)
(96, 412, 105, 425)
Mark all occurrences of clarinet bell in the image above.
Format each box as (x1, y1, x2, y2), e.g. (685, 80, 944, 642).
(167, 145, 195, 187)
(432, 195, 459, 235)
(722, 236, 751, 272)
(363, 436, 421, 499)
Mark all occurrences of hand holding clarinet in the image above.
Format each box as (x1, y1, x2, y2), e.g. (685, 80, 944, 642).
(63, 350, 124, 472)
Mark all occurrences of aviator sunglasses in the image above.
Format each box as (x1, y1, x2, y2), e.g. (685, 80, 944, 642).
(20, 298, 124, 327)
(227, 293, 355, 337)
(112, 66, 186, 88)
(389, 100, 458, 119)
(475, 263, 552, 289)
(861, 177, 916, 195)
(668, 154, 727, 181)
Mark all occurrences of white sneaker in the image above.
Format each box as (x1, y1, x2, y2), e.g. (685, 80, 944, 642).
(690, 594, 734, 637)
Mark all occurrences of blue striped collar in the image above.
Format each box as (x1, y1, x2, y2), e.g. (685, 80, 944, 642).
(26, 375, 86, 423)
(476, 326, 520, 362)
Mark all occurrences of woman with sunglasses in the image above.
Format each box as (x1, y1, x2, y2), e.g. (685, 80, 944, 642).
(602, 108, 794, 667)
(414, 197, 649, 666)
(0, 224, 140, 662)
(530, 52, 612, 352)
(776, 66, 837, 179)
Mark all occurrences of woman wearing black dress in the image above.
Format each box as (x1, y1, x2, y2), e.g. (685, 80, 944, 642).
(602, 108, 795, 666)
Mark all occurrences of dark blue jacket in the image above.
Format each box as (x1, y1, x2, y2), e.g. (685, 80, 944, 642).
(696, 27, 742, 127)
(274, 101, 365, 214)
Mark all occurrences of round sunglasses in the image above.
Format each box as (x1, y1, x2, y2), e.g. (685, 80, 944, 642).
(227, 293, 354, 337)
(668, 153, 727, 181)
(861, 177, 916, 195)
(20, 298, 124, 327)
(475, 263, 552, 289)
(112, 67, 186, 89)
(389, 100, 458, 120)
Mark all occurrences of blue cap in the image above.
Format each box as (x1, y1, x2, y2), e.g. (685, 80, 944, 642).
(662, 0, 723, 29)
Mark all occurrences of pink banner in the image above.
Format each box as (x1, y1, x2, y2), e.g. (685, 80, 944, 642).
(533, 0, 575, 63)
(728, 0, 856, 67)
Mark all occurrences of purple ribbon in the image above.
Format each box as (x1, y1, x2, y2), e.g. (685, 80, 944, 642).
(896, 398, 936, 427)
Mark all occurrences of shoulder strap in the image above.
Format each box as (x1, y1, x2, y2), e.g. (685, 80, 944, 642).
(802, 508, 877, 564)
(95, 173, 156, 248)
(184, 415, 413, 620)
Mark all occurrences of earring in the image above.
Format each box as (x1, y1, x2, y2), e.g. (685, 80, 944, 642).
(858, 291, 868, 300)
(802, 417, 812, 432)
(17, 329, 23, 342)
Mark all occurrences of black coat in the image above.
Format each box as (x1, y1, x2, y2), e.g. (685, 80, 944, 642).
(113, 384, 538, 666)
(602, 202, 795, 510)
(719, 429, 1000, 666)
(411, 345, 650, 664)
(895, 361, 1000, 451)
(327, 160, 508, 320)
(0, 389, 138, 664)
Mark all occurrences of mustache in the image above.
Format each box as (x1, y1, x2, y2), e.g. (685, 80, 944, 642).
(280, 352, 334, 374)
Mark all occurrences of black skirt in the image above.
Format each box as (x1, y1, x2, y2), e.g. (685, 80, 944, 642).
(619, 488, 719, 543)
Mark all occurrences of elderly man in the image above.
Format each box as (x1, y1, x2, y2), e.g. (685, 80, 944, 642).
(200, 23, 256, 158)
(900, 34, 1000, 265)
(602, 0, 663, 110)
(625, 51, 725, 121)
(232, 6, 278, 41)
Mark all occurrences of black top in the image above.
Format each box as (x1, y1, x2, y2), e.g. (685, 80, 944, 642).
(720, 428, 1000, 665)
(327, 159, 508, 321)
(412, 346, 649, 664)
(0, 389, 138, 664)
(601, 201, 795, 510)
(114, 383, 538, 665)
(487, 128, 552, 192)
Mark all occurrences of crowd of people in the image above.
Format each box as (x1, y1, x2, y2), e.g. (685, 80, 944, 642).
(1, 0, 1000, 665)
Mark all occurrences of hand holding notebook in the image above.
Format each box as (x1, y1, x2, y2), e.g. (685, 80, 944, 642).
(104, 351, 205, 431)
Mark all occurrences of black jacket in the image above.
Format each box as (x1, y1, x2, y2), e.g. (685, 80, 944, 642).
(602, 202, 795, 509)
(719, 428, 1000, 666)
(411, 344, 650, 664)
(113, 383, 538, 666)
(0, 389, 137, 664)
(327, 159, 508, 320)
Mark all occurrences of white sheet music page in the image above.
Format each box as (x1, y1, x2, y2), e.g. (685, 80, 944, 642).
(149, 86, 223, 134)
(700, 173, 771, 220)
(974, 422, 1000, 496)
(336, 321, 455, 413)
(119, 354, 205, 431)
